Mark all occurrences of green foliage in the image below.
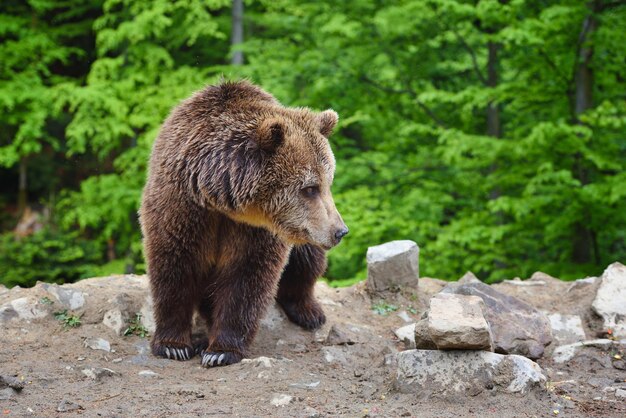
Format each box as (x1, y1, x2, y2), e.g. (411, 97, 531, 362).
(124, 313, 149, 338)
(0, 0, 624, 287)
(54, 309, 82, 329)
(372, 302, 399, 316)
(0, 228, 103, 287)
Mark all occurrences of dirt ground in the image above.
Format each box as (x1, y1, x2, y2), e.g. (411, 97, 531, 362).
(0, 274, 625, 417)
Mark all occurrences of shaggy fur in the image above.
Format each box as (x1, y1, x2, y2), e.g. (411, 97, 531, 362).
(140, 80, 347, 367)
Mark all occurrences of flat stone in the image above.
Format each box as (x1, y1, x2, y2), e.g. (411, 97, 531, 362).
(428, 294, 493, 351)
(414, 318, 437, 350)
(103, 309, 126, 336)
(548, 313, 586, 345)
(441, 282, 552, 359)
(41, 283, 85, 310)
(616, 389, 626, 398)
(321, 346, 351, 366)
(395, 349, 546, 397)
(552, 339, 615, 363)
(366, 240, 419, 291)
(592, 262, 626, 338)
(270, 393, 293, 407)
(81, 367, 117, 381)
(84, 337, 111, 352)
(325, 324, 361, 345)
(5, 297, 48, 321)
(394, 324, 416, 349)
(57, 400, 83, 412)
(138, 370, 158, 377)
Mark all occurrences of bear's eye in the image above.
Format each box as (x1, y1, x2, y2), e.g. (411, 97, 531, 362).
(301, 185, 320, 199)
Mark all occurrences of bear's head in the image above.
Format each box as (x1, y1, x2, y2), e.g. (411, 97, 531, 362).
(194, 82, 348, 250)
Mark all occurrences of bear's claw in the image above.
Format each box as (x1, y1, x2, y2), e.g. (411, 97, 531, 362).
(201, 351, 241, 367)
(155, 345, 194, 361)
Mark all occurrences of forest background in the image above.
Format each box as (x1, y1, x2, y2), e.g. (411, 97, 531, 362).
(1, 0, 625, 288)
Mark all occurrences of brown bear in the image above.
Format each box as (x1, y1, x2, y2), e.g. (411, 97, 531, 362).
(140, 80, 348, 367)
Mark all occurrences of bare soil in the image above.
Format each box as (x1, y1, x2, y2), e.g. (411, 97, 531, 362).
(0, 275, 624, 417)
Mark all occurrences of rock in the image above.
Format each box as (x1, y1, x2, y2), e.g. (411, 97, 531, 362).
(40, 283, 85, 310)
(81, 367, 117, 381)
(552, 339, 616, 363)
(260, 303, 286, 330)
(427, 293, 493, 351)
(241, 356, 277, 368)
(83, 337, 111, 352)
(458, 271, 481, 285)
(441, 282, 552, 359)
(138, 370, 158, 377)
(397, 310, 412, 323)
(103, 309, 126, 336)
(366, 240, 419, 291)
(394, 324, 416, 349)
(3, 297, 48, 321)
(57, 400, 83, 412)
(139, 296, 156, 334)
(414, 318, 437, 350)
(0, 375, 24, 391)
(270, 393, 293, 407)
(616, 388, 626, 398)
(289, 381, 320, 390)
(321, 346, 351, 366)
(395, 349, 546, 397)
(548, 313, 586, 345)
(0, 388, 14, 400)
(592, 262, 626, 338)
(325, 324, 361, 345)
(303, 406, 321, 417)
(567, 277, 596, 292)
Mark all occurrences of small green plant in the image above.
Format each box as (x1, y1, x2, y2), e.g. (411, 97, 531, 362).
(407, 306, 418, 315)
(124, 313, 149, 338)
(372, 302, 399, 315)
(54, 310, 82, 329)
(39, 296, 54, 305)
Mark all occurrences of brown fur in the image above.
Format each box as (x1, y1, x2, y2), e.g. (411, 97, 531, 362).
(140, 80, 347, 367)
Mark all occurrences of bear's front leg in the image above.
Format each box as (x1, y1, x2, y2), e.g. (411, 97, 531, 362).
(200, 238, 289, 368)
(276, 244, 327, 330)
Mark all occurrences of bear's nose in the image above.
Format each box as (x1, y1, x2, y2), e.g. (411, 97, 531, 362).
(334, 227, 349, 242)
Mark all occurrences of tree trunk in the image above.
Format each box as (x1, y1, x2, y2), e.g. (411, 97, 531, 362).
(231, 0, 244, 65)
(571, 12, 598, 265)
(17, 158, 28, 214)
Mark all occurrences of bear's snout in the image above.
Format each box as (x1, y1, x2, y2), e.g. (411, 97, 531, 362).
(334, 226, 349, 243)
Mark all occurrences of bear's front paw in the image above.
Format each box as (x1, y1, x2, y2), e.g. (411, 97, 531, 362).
(153, 344, 195, 361)
(200, 350, 242, 367)
(279, 300, 326, 330)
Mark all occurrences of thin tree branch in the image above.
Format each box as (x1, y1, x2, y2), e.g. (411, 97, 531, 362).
(360, 75, 448, 129)
(452, 29, 488, 85)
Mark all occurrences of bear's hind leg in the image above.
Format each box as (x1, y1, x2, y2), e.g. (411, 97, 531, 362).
(276, 244, 327, 330)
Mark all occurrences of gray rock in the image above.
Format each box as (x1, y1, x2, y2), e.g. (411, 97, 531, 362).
(2, 297, 48, 321)
(81, 367, 117, 381)
(0, 388, 14, 400)
(289, 381, 320, 390)
(552, 339, 615, 363)
(395, 349, 546, 397)
(325, 324, 361, 345)
(394, 323, 416, 349)
(458, 271, 481, 285)
(616, 388, 626, 398)
(321, 346, 351, 366)
(103, 309, 126, 336)
(57, 400, 83, 412)
(138, 370, 158, 377)
(41, 283, 85, 310)
(366, 240, 419, 291)
(414, 318, 437, 350)
(139, 296, 156, 334)
(548, 313, 586, 345)
(567, 276, 596, 292)
(270, 393, 293, 407)
(303, 406, 321, 417)
(592, 262, 626, 338)
(0, 375, 25, 391)
(84, 337, 111, 352)
(441, 282, 552, 359)
(428, 293, 493, 351)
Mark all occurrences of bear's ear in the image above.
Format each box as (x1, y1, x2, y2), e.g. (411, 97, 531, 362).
(318, 109, 338, 137)
(256, 119, 285, 152)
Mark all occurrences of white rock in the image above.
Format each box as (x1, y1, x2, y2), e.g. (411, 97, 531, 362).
(138, 370, 158, 377)
(592, 262, 626, 338)
(241, 356, 275, 368)
(260, 303, 286, 330)
(84, 337, 111, 352)
(397, 310, 412, 323)
(9, 297, 48, 320)
(548, 313, 586, 345)
(428, 293, 493, 351)
(41, 283, 85, 310)
(552, 339, 615, 363)
(616, 389, 626, 398)
(366, 240, 419, 291)
(395, 350, 546, 396)
(139, 296, 156, 334)
(270, 393, 292, 407)
(394, 324, 416, 349)
(289, 381, 320, 390)
(103, 309, 126, 336)
(81, 367, 116, 380)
